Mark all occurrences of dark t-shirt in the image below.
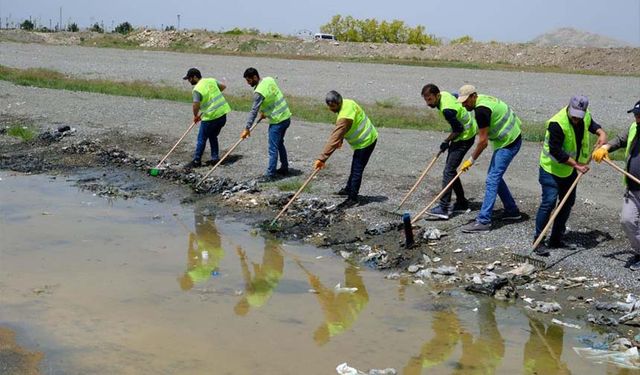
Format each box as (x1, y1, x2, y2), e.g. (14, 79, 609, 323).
(442, 108, 464, 133)
(474, 106, 520, 148)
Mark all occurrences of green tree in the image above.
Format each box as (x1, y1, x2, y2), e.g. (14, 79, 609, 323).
(67, 22, 79, 32)
(114, 21, 133, 35)
(450, 35, 474, 45)
(20, 19, 34, 31)
(90, 22, 104, 33)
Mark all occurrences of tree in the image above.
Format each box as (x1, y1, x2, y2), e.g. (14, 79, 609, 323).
(67, 22, 79, 32)
(164, 25, 176, 31)
(20, 19, 34, 31)
(90, 22, 104, 33)
(114, 21, 133, 35)
(450, 35, 473, 45)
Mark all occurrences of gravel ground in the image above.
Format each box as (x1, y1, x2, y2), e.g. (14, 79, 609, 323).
(1, 41, 639, 129)
(2, 76, 639, 293)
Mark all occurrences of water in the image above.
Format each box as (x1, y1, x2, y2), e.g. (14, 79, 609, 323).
(0, 172, 633, 374)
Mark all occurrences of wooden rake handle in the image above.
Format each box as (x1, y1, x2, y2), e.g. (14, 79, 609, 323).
(531, 171, 585, 250)
(396, 151, 442, 211)
(603, 158, 640, 186)
(270, 168, 320, 226)
(196, 119, 262, 188)
(155, 120, 198, 169)
(411, 169, 465, 224)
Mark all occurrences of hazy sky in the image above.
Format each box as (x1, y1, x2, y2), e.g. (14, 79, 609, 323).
(3, 0, 639, 45)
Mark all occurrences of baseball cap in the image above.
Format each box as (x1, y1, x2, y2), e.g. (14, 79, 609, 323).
(627, 100, 640, 115)
(182, 67, 201, 80)
(457, 84, 477, 103)
(568, 95, 589, 118)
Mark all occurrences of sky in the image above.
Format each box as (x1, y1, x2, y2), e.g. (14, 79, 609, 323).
(2, 0, 639, 46)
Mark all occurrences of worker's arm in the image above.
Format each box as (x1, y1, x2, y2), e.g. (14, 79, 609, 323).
(192, 90, 202, 123)
(594, 126, 628, 162)
(442, 109, 463, 143)
(588, 119, 607, 147)
(217, 82, 226, 92)
(547, 122, 589, 173)
(316, 118, 352, 163)
(245, 93, 265, 130)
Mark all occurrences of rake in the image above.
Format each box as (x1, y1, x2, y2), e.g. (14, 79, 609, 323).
(270, 168, 320, 227)
(149, 120, 198, 176)
(396, 151, 443, 211)
(602, 158, 640, 185)
(411, 169, 465, 224)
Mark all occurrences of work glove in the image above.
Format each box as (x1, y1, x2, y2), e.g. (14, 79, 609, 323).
(592, 147, 609, 163)
(440, 141, 450, 153)
(460, 159, 473, 172)
(313, 160, 325, 170)
(240, 129, 251, 139)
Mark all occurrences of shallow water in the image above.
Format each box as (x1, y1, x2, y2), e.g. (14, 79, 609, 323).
(0, 172, 633, 374)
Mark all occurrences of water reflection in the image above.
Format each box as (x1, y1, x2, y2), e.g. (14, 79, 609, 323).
(234, 239, 284, 316)
(296, 260, 369, 346)
(524, 316, 570, 374)
(177, 210, 225, 291)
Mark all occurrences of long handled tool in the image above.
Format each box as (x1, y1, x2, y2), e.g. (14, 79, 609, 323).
(396, 151, 443, 211)
(149, 120, 198, 176)
(602, 158, 640, 185)
(411, 169, 465, 224)
(513, 171, 586, 268)
(195, 119, 262, 188)
(270, 168, 320, 227)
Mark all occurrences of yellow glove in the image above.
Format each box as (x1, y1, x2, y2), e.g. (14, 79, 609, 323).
(460, 159, 473, 172)
(240, 129, 251, 139)
(592, 147, 609, 163)
(313, 160, 325, 170)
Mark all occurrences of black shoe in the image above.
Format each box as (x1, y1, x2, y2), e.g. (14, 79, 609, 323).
(338, 197, 359, 209)
(452, 200, 469, 212)
(500, 210, 522, 221)
(334, 188, 349, 196)
(258, 174, 277, 183)
(547, 239, 567, 249)
(275, 167, 289, 176)
(533, 246, 551, 257)
(184, 159, 202, 169)
(204, 159, 220, 167)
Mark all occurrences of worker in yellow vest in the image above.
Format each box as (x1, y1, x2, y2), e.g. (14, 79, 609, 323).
(534, 96, 607, 256)
(422, 83, 478, 220)
(314, 91, 378, 208)
(241, 68, 292, 182)
(457, 85, 523, 233)
(592, 99, 640, 270)
(182, 68, 231, 169)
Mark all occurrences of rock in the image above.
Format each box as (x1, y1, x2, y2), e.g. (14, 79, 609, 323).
(527, 301, 562, 313)
(541, 284, 558, 291)
(587, 314, 619, 326)
(465, 277, 508, 296)
(504, 263, 536, 277)
(431, 266, 457, 275)
(365, 222, 395, 235)
(610, 338, 634, 351)
(407, 264, 421, 273)
(619, 310, 640, 327)
(422, 228, 446, 240)
(453, 248, 463, 253)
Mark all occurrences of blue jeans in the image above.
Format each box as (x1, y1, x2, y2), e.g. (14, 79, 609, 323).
(266, 118, 290, 176)
(535, 167, 577, 242)
(193, 115, 226, 161)
(345, 140, 377, 200)
(476, 137, 521, 224)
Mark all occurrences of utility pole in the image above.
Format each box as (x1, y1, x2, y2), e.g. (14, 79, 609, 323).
(177, 14, 180, 30)
(59, 7, 62, 32)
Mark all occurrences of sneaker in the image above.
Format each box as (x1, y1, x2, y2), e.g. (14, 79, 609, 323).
(427, 206, 449, 220)
(258, 174, 277, 183)
(204, 159, 220, 167)
(184, 159, 202, 169)
(627, 255, 640, 271)
(337, 197, 359, 209)
(452, 200, 469, 213)
(275, 167, 289, 176)
(461, 221, 491, 233)
(334, 188, 349, 196)
(500, 210, 522, 221)
(533, 245, 551, 257)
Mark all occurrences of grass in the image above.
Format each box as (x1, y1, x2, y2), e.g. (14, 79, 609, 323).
(276, 179, 312, 192)
(6, 123, 36, 141)
(0, 64, 553, 142)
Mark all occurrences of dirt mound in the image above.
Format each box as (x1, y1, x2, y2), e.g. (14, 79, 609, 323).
(532, 27, 630, 48)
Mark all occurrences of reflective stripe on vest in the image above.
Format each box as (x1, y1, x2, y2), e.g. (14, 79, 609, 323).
(476, 95, 521, 149)
(438, 91, 477, 142)
(340, 99, 378, 150)
(539, 107, 591, 178)
(255, 77, 292, 124)
(193, 78, 231, 121)
(624, 122, 638, 186)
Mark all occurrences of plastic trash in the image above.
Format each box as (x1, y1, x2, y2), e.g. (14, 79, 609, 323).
(336, 363, 397, 375)
(573, 346, 640, 370)
(552, 318, 581, 329)
(335, 283, 358, 293)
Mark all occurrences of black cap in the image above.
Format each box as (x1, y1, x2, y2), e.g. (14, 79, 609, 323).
(183, 68, 201, 80)
(628, 100, 640, 115)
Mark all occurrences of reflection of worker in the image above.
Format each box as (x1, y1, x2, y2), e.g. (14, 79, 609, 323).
(234, 239, 284, 316)
(452, 301, 505, 374)
(523, 317, 569, 375)
(297, 261, 369, 346)
(177, 211, 224, 291)
(403, 309, 462, 375)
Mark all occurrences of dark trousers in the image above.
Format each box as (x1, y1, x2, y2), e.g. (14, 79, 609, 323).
(345, 140, 377, 200)
(194, 115, 226, 161)
(440, 137, 474, 208)
(535, 167, 577, 242)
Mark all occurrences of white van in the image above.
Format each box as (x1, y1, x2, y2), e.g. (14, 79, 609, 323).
(314, 33, 336, 41)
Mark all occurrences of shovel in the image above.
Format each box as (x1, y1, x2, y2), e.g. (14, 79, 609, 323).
(396, 151, 443, 211)
(602, 158, 640, 185)
(195, 118, 262, 188)
(411, 169, 466, 224)
(270, 168, 320, 227)
(149, 120, 199, 176)
(512, 170, 586, 269)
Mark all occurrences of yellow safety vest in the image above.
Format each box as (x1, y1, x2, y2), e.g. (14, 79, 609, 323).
(476, 94, 521, 149)
(339, 99, 378, 150)
(193, 78, 231, 121)
(254, 77, 292, 124)
(539, 107, 591, 178)
(438, 91, 477, 141)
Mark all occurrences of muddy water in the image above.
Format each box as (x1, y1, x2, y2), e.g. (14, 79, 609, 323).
(0, 172, 631, 375)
